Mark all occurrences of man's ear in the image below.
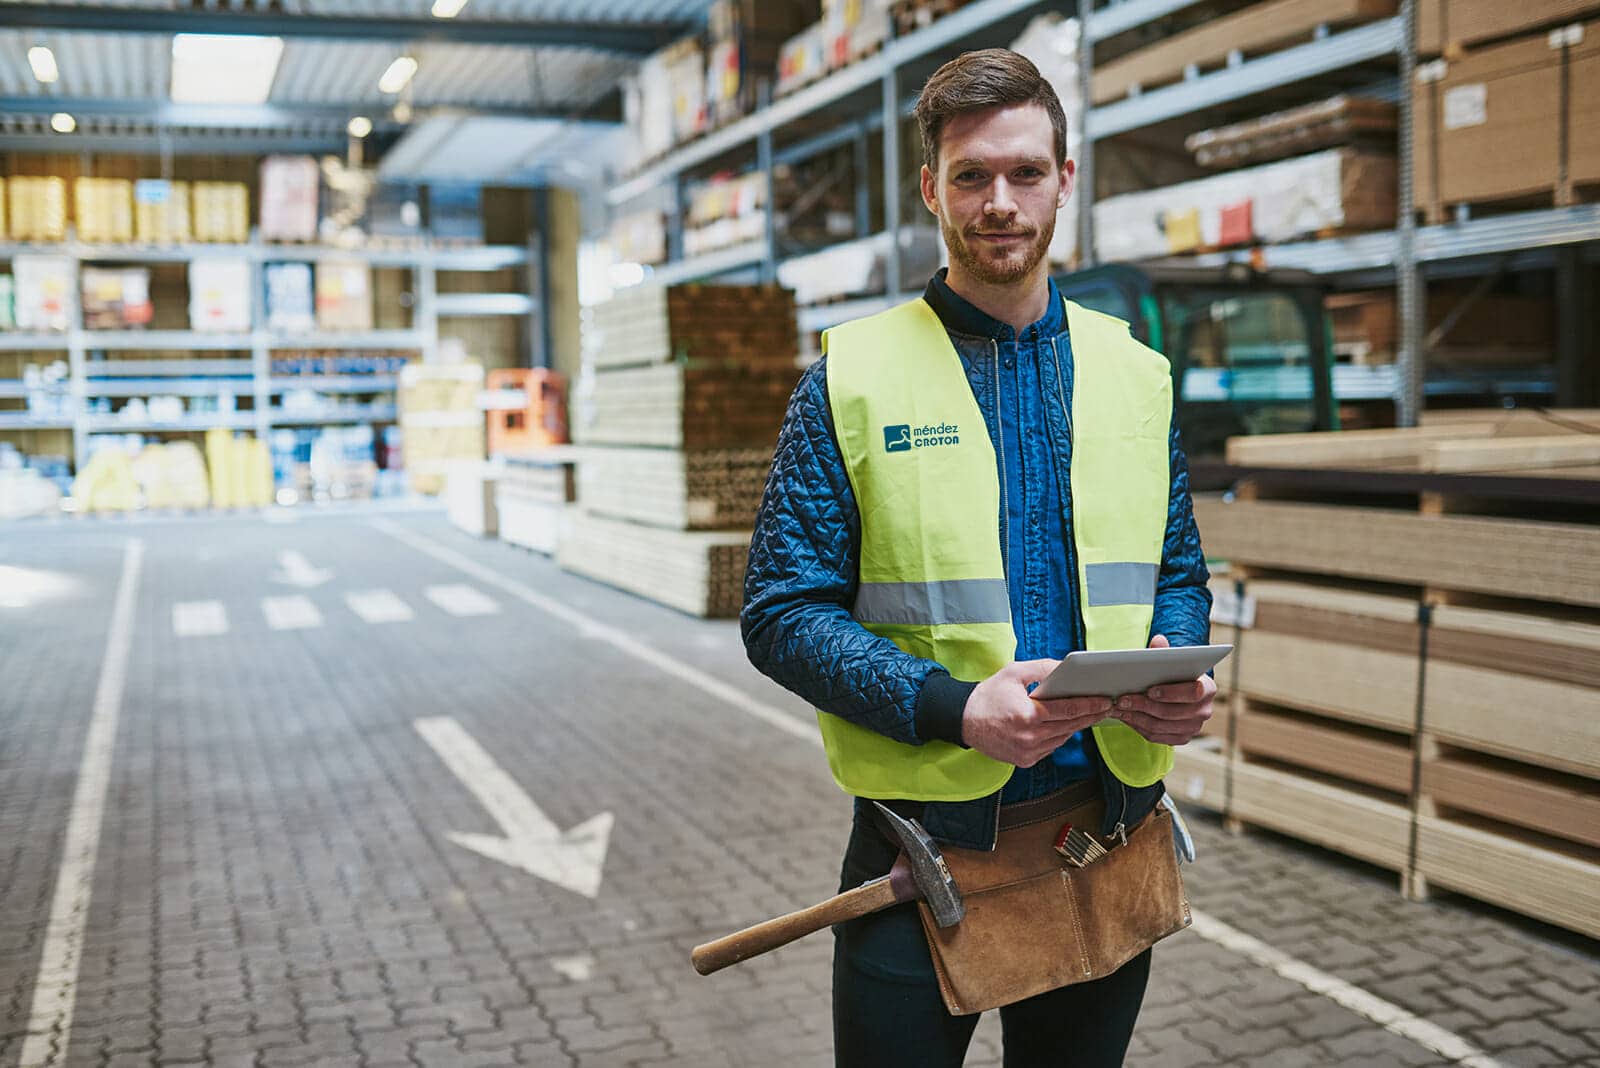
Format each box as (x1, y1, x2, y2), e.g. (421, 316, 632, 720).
(920, 163, 940, 217)
(1058, 159, 1076, 210)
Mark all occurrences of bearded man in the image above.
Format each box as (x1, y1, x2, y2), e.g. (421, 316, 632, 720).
(742, 48, 1215, 1067)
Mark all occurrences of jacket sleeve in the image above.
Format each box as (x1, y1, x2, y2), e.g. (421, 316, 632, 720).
(741, 359, 971, 747)
(1151, 421, 1213, 649)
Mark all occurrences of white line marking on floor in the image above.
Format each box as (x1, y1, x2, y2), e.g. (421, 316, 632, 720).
(371, 520, 818, 747)
(424, 583, 500, 617)
(172, 599, 228, 637)
(21, 539, 144, 1068)
(346, 589, 415, 624)
(261, 594, 323, 631)
(1188, 910, 1506, 1068)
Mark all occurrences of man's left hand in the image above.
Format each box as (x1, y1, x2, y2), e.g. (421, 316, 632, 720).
(1110, 634, 1216, 746)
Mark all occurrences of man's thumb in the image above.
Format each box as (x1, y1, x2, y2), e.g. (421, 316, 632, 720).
(1149, 633, 1170, 649)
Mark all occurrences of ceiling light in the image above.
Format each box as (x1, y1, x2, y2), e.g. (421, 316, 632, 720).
(170, 33, 284, 105)
(28, 46, 59, 84)
(51, 112, 76, 133)
(431, 0, 469, 17)
(378, 55, 418, 95)
(347, 115, 373, 138)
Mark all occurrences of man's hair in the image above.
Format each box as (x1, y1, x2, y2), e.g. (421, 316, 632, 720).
(913, 48, 1067, 171)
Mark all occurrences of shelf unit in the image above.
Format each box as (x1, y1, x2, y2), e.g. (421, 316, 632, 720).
(0, 237, 533, 471)
(604, 0, 1598, 419)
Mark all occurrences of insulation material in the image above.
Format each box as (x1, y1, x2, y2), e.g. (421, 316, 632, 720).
(265, 263, 316, 333)
(610, 210, 669, 266)
(8, 177, 67, 242)
(74, 179, 135, 243)
(13, 255, 74, 332)
(192, 182, 250, 243)
(134, 180, 192, 244)
(188, 258, 252, 333)
(1010, 13, 1084, 266)
(398, 362, 485, 495)
(776, 22, 829, 96)
(776, 226, 942, 304)
(684, 171, 767, 256)
(1093, 149, 1397, 261)
(623, 49, 678, 166)
(259, 155, 320, 242)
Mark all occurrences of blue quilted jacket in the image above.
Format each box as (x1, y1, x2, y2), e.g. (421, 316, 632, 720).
(742, 272, 1212, 849)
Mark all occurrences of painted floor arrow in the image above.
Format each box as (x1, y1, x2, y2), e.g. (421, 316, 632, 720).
(273, 549, 333, 589)
(414, 716, 612, 899)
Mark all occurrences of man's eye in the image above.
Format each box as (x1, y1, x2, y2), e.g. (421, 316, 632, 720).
(1017, 168, 1043, 179)
(956, 171, 983, 182)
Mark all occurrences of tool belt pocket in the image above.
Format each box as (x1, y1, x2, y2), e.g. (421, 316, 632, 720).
(915, 800, 1191, 1015)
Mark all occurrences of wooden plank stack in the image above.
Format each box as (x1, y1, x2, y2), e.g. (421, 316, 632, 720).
(563, 284, 800, 617)
(496, 449, 576, 555)
(1185, 411, 1600, 938)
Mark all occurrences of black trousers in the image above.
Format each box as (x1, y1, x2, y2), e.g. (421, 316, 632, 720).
(832, 806, 1152, 1068)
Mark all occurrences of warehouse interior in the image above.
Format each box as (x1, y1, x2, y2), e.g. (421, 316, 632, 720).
(2, 0, 1598, 1065)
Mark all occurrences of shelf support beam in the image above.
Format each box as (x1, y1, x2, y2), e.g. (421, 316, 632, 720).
(882, 68, 902, 300)
(1396, 0, 1422, 427)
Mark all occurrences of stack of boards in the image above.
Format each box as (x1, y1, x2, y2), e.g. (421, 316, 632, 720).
(558, 284, 800, 617)
(1184, 410, 1600, 939)
(497, 450, 577, 555)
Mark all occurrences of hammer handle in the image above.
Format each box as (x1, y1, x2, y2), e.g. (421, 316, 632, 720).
(691, 875, 903, 975)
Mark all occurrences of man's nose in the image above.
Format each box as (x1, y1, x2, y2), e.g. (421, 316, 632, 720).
(986, 178, 1018, 217)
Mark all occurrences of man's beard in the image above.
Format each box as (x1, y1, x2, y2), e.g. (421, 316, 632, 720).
(942, 208, 1055, 286)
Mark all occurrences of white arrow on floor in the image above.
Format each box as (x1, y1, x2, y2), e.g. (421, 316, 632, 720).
(414, 716, 612, 899)
(272, 549, 333, 589)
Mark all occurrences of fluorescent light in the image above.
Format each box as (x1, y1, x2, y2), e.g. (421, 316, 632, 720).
(378, 55, 418, 95)
(28, 46, 59, 84)
(170, 33, 284, 105)
(51, 112, 76, 133)
(347, 116, 373, 138)
(431, 0, 469, 17)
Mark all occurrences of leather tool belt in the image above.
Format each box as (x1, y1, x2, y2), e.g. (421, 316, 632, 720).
(906, 785, 1191, 1015)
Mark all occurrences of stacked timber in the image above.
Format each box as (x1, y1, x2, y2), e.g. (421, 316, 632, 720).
(496, 449, 576, 554)
(1187, 411, 1600, 938)
(564, 284, 800, 618)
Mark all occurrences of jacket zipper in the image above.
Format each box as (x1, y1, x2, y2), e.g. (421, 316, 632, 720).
(992, 339, 1011, 587)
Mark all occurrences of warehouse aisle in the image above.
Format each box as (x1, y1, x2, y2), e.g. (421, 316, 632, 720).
(2, 513, 1597, 1068)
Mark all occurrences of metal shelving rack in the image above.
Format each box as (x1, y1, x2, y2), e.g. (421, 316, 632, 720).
(0, 237, 533, 468)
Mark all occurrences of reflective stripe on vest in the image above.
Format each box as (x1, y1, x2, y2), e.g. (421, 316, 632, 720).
(821, 297, 1175, 800)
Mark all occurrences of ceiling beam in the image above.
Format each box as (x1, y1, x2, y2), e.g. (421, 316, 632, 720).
(0, 4, 687, 54)
(0, 131, 349, 154)
(0, 96, 622, 131)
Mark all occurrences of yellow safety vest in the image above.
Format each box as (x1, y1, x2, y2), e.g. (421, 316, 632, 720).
(821, 297, 1174, 800)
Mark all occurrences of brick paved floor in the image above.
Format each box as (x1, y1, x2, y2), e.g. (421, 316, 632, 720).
(1, 510, 1596, 1067)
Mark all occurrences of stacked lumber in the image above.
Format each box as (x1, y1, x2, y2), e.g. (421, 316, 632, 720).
(1186, 96, 1398, 170)
(398, 362, 484, 496)
(577, 446, 771, 530)
(557, 512, 752, 618)
(565, 285, 800, 617)
(1326, 287, 1555, 367)
(496, 450, 576, 554)
(1187, 415, 1600, 937)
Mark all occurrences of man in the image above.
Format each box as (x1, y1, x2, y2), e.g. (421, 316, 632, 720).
(742, 49, 1214, 1066)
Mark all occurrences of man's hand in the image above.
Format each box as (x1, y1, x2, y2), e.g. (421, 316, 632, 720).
(961, 660, 1113, 768)
(1110, 634, 1216, 746)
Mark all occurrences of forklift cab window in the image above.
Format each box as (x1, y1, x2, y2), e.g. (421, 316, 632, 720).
(1167, 291, 1319, 458)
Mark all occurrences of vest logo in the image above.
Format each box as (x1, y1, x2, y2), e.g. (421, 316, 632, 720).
(884, 422, 961, 452)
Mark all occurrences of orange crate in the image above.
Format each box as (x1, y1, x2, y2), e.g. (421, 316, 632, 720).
(486, 368, 569, 454)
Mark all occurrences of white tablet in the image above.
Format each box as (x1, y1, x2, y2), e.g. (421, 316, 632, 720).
(1031, 644, 1233, 702)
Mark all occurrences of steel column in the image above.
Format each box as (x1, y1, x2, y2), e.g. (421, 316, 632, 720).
(1396, 0, 1422, 427)
(882, 69, 902, 299)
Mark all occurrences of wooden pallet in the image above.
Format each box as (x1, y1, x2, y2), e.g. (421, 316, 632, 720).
(577, 446, 771, 531)
(556, 510, 750, 618)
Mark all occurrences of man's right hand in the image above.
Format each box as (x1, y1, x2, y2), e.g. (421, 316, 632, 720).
(960, 660, 1113, 768)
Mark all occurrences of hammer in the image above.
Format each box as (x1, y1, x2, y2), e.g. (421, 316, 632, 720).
(691, 803, 964, 975)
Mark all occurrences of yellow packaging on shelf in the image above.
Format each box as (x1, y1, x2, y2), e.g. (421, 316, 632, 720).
(134, 179, 192, 244)
(1164, 208, 1203, 253)
(205, 430, 274, 509)
(72, 450, 142, 513)
(9, 177, 68, 242)
(0, 178, 7, 240)
(192, 181, 250, 243)
(74, 178, 135, 243)
(131, 442, 211, 510)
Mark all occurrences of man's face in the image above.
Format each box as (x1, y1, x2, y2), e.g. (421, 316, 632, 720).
(921, 103, 1074, 286)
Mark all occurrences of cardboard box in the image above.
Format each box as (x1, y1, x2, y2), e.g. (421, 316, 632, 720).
(1417, 0, 1600, 54)
(134, 180, 191, 243)
(265, 262, 315, 333)
(8, 177, 67, 242)
(12, 254, 73, 331)
(189, 258, 252, 332)
(259, 155, 320, 241)
(314, 262, 373, 331)
(81, 267, 154, 330)
(74, 178, 135, 243)
(1413, 24, 1597, 214)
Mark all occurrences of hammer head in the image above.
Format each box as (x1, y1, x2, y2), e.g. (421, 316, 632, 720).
(872, 802, 965, 928)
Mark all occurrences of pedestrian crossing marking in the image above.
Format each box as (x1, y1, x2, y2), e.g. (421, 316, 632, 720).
(424, 584, 500, 617)
(262, 595, 324, 631)
(345, 589, 414, 624)
(172, 600, 228, 637)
